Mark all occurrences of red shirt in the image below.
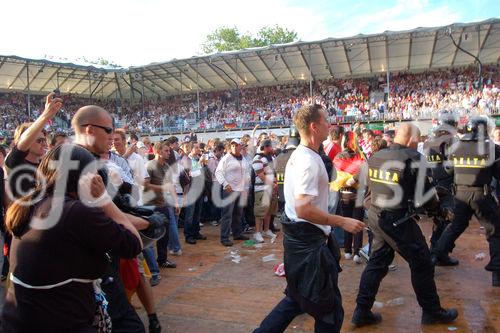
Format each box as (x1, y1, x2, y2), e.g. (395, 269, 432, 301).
(325, 142, 342, 162)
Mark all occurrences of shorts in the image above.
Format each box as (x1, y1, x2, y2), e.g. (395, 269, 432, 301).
(254, 191, 278, 218)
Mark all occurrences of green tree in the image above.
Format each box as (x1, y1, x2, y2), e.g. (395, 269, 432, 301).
(253, 25, 298, 47)
(202, 25, 298, 54)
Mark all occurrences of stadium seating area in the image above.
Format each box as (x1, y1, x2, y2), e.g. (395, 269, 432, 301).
(1, 64, 498, 136)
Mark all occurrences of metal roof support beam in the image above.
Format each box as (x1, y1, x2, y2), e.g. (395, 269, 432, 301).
(256, 52, 278, 82)
(202, 58, 235, 87)
(319, 43, 335, 77)
(407, 34, 413, 70)
(451, 28, 465, 67)
(146, 68, 179, 92)
(219, 57, 247, 84)
(106, 87, 119, 99)
(158, 65, 191, 91)
(0, 57, 7, 72)
(39, 66, 61, 92)
(343, 42, 353, 76)
(235, 54, 261, 84)
(8, 63, 28, 89)
(478, 23, 492, 58)
(93, 79, 116, 98)
(128, 76, 161, 98)
(170, 63, 207, 90)
(428, 31, 438, 68)
(57, 68, 78, 90)
(276, 49, 295, 80)
(68, 72, 89, 94)
(184, 61, 217, 89)
(298, 47, 314, 81)
(141, 74, 171, 95)
(23, 64, 46, 90)
(366, 39, 373, 74)
(114, 73, 122, 101)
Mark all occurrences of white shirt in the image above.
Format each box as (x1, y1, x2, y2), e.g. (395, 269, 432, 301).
(284, 145, 331, 235)
(127, 152, 149, 205)
(215, 153, 250, 192)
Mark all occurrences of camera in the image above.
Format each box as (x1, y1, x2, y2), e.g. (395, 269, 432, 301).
(53, 88, 61, 99)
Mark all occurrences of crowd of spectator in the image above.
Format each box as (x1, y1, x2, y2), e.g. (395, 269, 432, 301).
(1, 64, 498, 137)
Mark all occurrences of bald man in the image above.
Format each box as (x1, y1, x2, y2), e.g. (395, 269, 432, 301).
(352, 123, 458, 327)
(72, 105, 151, 333)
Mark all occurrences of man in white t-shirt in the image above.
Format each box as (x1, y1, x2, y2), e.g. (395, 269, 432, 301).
(254, 104, 363, 333)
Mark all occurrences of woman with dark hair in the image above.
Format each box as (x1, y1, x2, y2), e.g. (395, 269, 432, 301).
(1, 144, 142, 333)
(333, 131, 365, 263)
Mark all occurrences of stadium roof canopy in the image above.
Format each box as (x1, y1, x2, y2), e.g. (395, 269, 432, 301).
(0, 18, 499, 100)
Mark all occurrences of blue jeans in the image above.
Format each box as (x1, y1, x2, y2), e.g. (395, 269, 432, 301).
(220, 191, 244, 242)
(166, 206, 181, 252)
(155, 205, 170, 264)
(253, 295, 342, 333)
(183, 196, 203, 240)
(143, 247, 160, 277)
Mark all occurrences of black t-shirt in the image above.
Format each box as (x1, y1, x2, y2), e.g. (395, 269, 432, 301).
(5, 146, 39, 199)
(1, 197, 141, 332)
(0, 168, 4, 232)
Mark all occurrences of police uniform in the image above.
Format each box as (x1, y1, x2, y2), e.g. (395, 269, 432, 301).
(274, 133, 300, 211)
(432, 118, 500, 286)
(353, 143, 457, 326)
(422, 128, 457, 262)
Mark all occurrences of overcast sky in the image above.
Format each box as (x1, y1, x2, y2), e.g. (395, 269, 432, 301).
(0, 0, 497, 67)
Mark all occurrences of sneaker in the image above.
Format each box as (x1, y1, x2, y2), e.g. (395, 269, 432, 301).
(210, 221, 220, 226)
(194, 233, 207, 240)
(150, 275, 161, 287)
(169, 249, 183, 256)
(185, 238, 197, 245)
(221, 240, 233, 247)
(263, 230, 276, 238)
(253, 232, 264, 243)
(149, 317, 162, 333)
(159, 259, 177, 269)
(351, 307, 382, 327)
(243, 225, 254, 234)
(421, 308, 458, 325)
(431, 253, 459, 266)
(388, 264, 397, 271)
(199, 222, 204, 227)
(353, 254, 363, 264)
(344, 253, 353, 260)
(234, 235, 249, 241)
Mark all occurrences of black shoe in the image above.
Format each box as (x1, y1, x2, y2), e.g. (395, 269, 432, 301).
(351, 307, 382, 327)
(221, 240, 233, 247)
(493, 271, 500, 287)
(185, 238, 197, 245)
(149, 317, 161, 333)
(242, 225, 254, 234)
(194, 233, 207, 240)
(159, 259, 177, 269)
(233, 235, 249, 241)
(431, 254, 459, 266)
(421, 308, 458, 325)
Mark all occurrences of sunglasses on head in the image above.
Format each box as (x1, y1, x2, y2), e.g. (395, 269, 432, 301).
(80, 124, 114, 134)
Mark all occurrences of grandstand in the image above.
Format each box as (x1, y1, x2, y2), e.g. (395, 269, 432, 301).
(0, 18, 499, 137)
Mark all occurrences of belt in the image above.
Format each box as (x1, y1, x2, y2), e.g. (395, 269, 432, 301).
(455, 185, 486, 191)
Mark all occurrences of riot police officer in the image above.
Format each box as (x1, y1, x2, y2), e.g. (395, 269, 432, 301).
(274, 127, 300, 212)
(423, 112, 459, 266)
(431, 116, 500, 287)
(352, 123, 458, 327)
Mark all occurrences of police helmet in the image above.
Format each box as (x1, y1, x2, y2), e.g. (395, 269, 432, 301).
(437, 111, 458, 128)
(466, 116, 490, 135)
